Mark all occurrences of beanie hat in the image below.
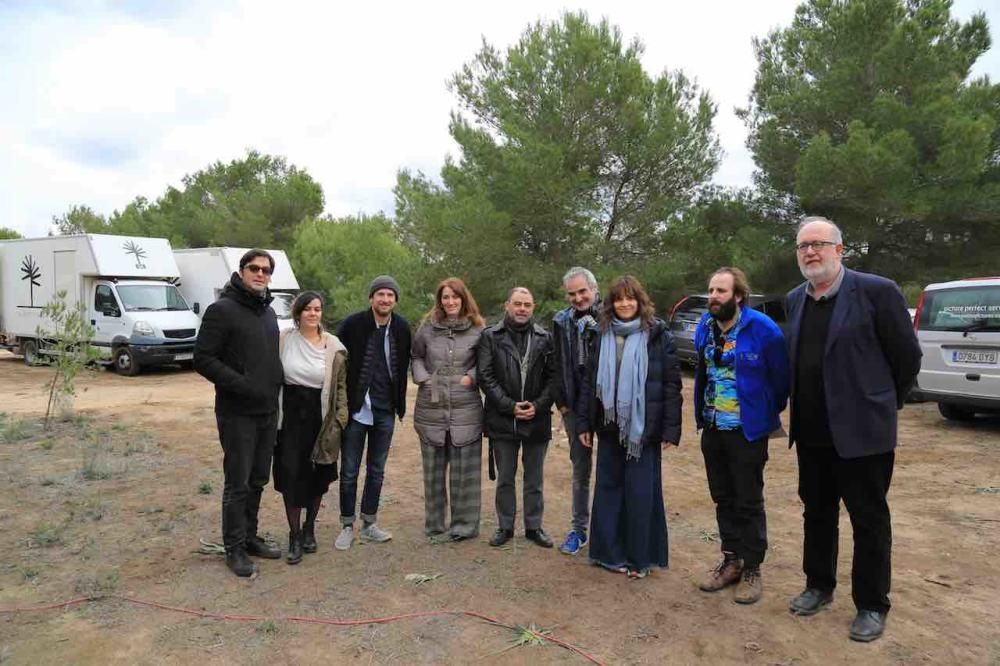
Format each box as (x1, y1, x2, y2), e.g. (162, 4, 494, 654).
(368, 275, 400, 301)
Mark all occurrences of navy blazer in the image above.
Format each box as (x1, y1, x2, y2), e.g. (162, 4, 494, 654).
(786, 268, 921, 459)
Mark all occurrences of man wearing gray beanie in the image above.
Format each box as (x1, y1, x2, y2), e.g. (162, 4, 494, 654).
(332, 275, 411, 550)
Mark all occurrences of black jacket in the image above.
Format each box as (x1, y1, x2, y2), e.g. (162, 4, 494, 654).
(786, 268, 921, 458)
(194, 274, 282, 416)
(336, 309, 412, 420)
(476, 319, 555, 443)
(551, 303, 602, 412)
(576, 319, 683, 446)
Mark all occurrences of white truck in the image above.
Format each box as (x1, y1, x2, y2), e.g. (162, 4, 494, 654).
(0, 234, 201, 375)
(173, 247, 300, 332)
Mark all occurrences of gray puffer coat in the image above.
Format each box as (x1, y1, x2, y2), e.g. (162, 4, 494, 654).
(411, 318, 484, 446)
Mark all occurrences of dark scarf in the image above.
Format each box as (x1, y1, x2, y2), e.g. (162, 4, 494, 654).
(504, 315, 532, 357)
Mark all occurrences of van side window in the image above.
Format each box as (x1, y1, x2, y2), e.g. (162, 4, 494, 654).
(95, 285, 119, 317)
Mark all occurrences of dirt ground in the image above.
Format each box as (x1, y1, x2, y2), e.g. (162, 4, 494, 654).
(0, 350, 998, 665)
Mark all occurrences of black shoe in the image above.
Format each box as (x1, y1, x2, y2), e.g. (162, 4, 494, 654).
(225, 546, 255, 577)
(287, 530, 303, 565)
(302, 522, 318, 554)
(246, 535, 281, 559)
(789, 588, 834, 616)
(489, 528, 514, 547)
(849, 610, 886, 642)
(525, 528, 554, 548)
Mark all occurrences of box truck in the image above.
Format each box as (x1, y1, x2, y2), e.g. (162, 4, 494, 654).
(173, 247, 300, 332)
(0, 234, 200, 375)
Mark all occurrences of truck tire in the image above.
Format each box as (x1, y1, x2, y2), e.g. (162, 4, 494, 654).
(21, 339, 40, 367)
(113, 347, 141, 377)
(938, 402, 975, 421)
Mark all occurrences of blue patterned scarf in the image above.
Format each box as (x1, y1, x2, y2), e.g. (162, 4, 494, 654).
(596, 318, 649, 459)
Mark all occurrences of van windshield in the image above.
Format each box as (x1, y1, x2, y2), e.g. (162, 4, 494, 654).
(117, 285, 190, 312)
(919, 286, 1000, 332)
(270, 292, 294, 319)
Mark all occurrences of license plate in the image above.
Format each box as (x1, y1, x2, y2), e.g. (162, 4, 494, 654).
(175, 352, 193, 361)
(952, 349, 998, 365)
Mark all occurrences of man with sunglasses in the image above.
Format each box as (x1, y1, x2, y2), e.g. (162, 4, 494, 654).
(195, 249, 284, 577)
(785, 217, 921, 642)
(694, 267, 788, 605)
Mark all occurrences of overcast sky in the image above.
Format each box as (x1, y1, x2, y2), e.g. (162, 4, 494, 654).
(2, 0, 997, 238)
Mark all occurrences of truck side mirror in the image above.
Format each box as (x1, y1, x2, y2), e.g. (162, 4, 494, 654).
(193, 302, 200, 315)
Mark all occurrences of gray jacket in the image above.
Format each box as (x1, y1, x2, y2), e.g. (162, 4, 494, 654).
(411, 318, 484, 446)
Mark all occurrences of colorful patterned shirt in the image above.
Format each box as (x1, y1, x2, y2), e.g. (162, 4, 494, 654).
(702, 309, 744, 430)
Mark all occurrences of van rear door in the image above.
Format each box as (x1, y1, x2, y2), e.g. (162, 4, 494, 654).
(917, 284, 1000, 399)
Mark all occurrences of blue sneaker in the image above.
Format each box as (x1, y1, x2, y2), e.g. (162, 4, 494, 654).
(559, 530, 587, 555)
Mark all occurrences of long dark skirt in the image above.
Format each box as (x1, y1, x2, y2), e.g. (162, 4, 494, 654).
(274, 384, 337, 508)
(589, 428, 668, 572)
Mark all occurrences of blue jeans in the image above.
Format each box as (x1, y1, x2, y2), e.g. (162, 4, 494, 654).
(339, 409, 395, 525)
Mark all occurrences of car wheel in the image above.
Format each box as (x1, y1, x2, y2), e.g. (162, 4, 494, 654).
(113, 347, 140, 377)
(21, 339, 40, 366)
(938, 402, 975, 421)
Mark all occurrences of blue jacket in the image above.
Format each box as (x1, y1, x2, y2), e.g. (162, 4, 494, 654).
(786, 268, 921, 458)
(694, 306, 789, 442)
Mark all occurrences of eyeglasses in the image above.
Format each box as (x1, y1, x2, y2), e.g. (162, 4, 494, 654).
(244, 264, 273, 275)
(796, 240, 838, 253)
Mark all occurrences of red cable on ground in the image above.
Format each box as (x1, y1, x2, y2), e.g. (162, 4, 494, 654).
(0, 595, 606, 665)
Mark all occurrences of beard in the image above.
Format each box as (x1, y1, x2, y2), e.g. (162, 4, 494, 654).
(710, 298, 738, 322)
(799, 258, 839, 283)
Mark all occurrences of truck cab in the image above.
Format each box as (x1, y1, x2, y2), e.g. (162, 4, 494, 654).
(88, 279, 200, 375)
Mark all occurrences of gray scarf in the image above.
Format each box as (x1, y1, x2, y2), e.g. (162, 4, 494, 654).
(596, 318, 649, 459)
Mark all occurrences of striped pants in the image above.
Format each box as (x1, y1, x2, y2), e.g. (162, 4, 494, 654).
(420, 437, 482, 539)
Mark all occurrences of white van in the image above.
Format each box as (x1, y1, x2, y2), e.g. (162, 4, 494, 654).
(0, 234, 201, 375)
(914, 277, 1000, 420)
(173, 247, 299, 332)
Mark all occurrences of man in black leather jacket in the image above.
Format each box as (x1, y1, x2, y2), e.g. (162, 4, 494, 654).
(194, 249, 283, 577)
(477, 287, 555, 548)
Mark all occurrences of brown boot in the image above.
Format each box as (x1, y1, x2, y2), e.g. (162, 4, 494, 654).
(698, 553, 743, 592)
(734, 567, 763, 604)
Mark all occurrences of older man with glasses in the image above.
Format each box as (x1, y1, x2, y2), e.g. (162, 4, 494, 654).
(785, 217, 921, 642)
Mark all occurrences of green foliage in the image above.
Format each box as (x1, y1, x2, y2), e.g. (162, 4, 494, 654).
(397, 12, 721, 317)
(0, 226, 22, 239)
(197, 481, 213, 495)
(1, 413, 30, 443)
(290, 213, 426, 324)
(743, 0, 1000, 283)
(53, 150, 324, 249)
(36, 290, 100, 427)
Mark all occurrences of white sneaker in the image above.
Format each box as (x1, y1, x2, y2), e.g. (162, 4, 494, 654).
(358, 523, 392, 543)
(334, 526, 353, 551)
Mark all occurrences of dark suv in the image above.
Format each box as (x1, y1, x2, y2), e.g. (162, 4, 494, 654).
(668, 294, 788, 366)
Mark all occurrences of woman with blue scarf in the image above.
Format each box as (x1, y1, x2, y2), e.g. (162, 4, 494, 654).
(576, 276, 683, 579)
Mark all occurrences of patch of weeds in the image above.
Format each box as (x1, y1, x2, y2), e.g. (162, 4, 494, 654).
(77, 498, 106, 522)
(1, 415, 30, 443)
(39, 477, 57, 487)
(20, 566, 40, 582)
(39, 439, 54, 451)
(74, 569, 119, 599)
(123, 437, 152, 457)
(28, 523, 64, 548)
(111, 423, 127, 432)
(255, 621, 278, 635)
(80, 442, 112, 480)
(489, 623, 553, 656)
(197, 481, 213, 495)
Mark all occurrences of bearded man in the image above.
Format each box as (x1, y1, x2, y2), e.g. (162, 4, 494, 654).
(693, 267, 789, 604)
(785, 217, 921, 642)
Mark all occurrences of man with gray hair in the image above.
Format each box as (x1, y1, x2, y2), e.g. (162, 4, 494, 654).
(785, 216, 920, 642)
(477, 287, 555, 548)
(552, 267, 602, 555)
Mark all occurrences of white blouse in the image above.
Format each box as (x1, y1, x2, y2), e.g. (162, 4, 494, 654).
(281, 329, 326, 389)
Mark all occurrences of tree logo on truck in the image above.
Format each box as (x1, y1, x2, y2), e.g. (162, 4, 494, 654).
(123, 240, 147, 269)
(20, 255, 42, 308)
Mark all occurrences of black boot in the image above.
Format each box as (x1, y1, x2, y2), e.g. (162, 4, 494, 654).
(246, 534, 281, 559)
(287, 530, 303, 565)
(226, 546, 255, 577)
(302, 521, 318, 554)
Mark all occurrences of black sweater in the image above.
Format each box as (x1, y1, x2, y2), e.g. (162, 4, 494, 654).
(793, 295, 836, 446)
(194, 274, 282, 416)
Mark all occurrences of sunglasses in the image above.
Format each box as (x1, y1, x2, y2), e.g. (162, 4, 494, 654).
(244, 264, 273, 275)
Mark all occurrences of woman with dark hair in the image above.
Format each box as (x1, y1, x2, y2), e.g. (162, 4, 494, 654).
(411, 278, 486, 542)
(576, 275, 683, 578)
(274, 291, 348, 564)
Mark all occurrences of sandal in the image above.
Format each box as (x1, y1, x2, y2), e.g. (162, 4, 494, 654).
(627, 568, 650, 579)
